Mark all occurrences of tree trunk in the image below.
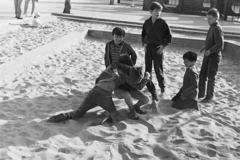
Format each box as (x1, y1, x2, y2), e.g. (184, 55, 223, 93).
(63, 0, 71, 14)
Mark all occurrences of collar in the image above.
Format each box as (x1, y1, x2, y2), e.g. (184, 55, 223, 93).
(210, 22, 218, 27)
(111, 40, 124, 47)
(187, 65, 195, 70)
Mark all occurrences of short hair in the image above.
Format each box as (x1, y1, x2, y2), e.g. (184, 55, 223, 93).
(149, 2, 163, 11)
(112, 27, 125, 37)
(183, 51, 197, 62)
(130, 66, 144, 84)
(118, 54, 133, 66)
(207, 8, 220, 19)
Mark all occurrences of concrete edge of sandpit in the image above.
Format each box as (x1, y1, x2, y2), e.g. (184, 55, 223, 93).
(0, 30, 88, 79)
(86, 28, 240, 62)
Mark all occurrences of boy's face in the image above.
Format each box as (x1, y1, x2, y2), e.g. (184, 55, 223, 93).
(183, 59, 195, 68)
(150, 8, 161, 19)
(207, 15, 217, 26)
(113, 34, 124, 46)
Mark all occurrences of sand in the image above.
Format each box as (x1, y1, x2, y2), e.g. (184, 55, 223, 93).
(0, 16, 240, 160)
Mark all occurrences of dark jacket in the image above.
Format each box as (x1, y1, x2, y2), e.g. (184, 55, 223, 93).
(113, 62, 159, 101)
(104, 40, 137, 67)
(205, 22, 224, 57)
(181, 66, 198, 100)
(141, 17, 172, 46)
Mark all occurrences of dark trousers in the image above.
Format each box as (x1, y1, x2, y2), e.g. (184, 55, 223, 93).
(172, 88, 198, 110)
(69, 86, 117, 119)
(199, 55, 221, 99)
(145, 45, 165, 90)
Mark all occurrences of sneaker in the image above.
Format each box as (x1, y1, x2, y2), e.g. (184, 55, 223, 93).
(200, 97, 213, 103)
(47, 113, 71, 123)
(133, 105, 146, 115)
(128, 109, 139, 120)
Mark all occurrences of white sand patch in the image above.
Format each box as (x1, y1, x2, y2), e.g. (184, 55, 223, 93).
(0, 18, 239, 159)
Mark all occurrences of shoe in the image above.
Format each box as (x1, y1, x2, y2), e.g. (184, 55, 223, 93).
(133, 105, 146, 115)
(128, 109, 139, 120)
(16, 17, 23, 19)
(47, 113, 71, 123)
(200, 97, 213, 103)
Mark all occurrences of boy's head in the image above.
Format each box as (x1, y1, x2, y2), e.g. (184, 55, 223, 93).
(118, 54, 133, 66)
(112, 27, 125, 46)
(149, 2, 163, 20)
(130, 66, 144, 84)
(206, 8, 219, 26)
(183, 51, 197, 68)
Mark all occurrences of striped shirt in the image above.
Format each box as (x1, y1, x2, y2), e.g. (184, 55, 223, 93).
(109, 41, 124, 63)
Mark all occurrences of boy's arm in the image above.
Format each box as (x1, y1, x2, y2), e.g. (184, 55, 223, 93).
(146, 80, 159, 101)
(162, 21, 172, 47)
(209, 26, 224, 54)
(141, 22, 147, 46)
(127, 44, 137, 66)
(112, 62, 131, 75)
(181, 71, 198, 98)
(104, 44, 108, 68)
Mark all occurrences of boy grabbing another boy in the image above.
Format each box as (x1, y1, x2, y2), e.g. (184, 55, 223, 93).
(141, 2, 172, 94)
(171, 51, 199, 110)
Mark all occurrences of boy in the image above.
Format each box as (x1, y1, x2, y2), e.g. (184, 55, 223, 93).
(141, 2, 172, 94)
(114, 55, 159, 120)
(198, 8, 224, 103)
(104, 27, 137, 67)
(47, 55, 151, 123)
(171, 51, 199, 110)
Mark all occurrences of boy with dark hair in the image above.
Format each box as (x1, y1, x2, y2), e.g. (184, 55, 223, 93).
(47, 55, 151, 123)
(198, 8, 224, 103)
(141, 1, 172, 94)
(171, 51, 199, 110)
(104, 27, 136, 67)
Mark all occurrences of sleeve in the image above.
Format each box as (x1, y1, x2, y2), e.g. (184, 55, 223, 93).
(181, 71, 198, 97)
(127, 44, 137, 65)
(162, 20, 172, 47)
(141, 21, 147, 46)
(112, 62, 131, 75)
(209, 26, 224, 53)
(104, 43, 108, 68)
(146, 80, 158, 101)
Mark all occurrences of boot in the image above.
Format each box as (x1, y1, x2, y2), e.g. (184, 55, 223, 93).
(128, 109, 139, 120)
(133, 105, 146, 115)
(47, 113, 71, 123)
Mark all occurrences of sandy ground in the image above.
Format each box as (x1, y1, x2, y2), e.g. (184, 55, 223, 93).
(0, 16, 240, 160)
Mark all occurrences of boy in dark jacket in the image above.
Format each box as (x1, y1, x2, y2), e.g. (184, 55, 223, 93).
(141, 2, 172, 94)
(198, 8, 224, 103)
(171, 51, 199, 110)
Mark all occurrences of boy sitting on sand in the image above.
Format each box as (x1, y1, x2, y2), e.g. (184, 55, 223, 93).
(47, 55, 151, 123)
(171, 51, 199, 110)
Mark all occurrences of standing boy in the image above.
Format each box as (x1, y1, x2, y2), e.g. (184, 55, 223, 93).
(171, 51, 199, 110)
(198, 8, 224, 103)
(141, 2, 172, 94)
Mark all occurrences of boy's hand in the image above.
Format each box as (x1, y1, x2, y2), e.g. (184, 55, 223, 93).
(151, 100, 160, 113)
(204, 50, 211, 56)
(113, 69, 119, 77)
(144, 72, 150, 79)
(143, 44, 148, 53)
(157, 45, 164, 55)
(200, 48, 205, 54)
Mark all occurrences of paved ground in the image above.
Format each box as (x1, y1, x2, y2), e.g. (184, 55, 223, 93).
(0, 0, 239, 35)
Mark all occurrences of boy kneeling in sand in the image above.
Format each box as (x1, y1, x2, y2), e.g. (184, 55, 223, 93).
(47, 55, 151, 123)
(171, 51, 199, 110)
